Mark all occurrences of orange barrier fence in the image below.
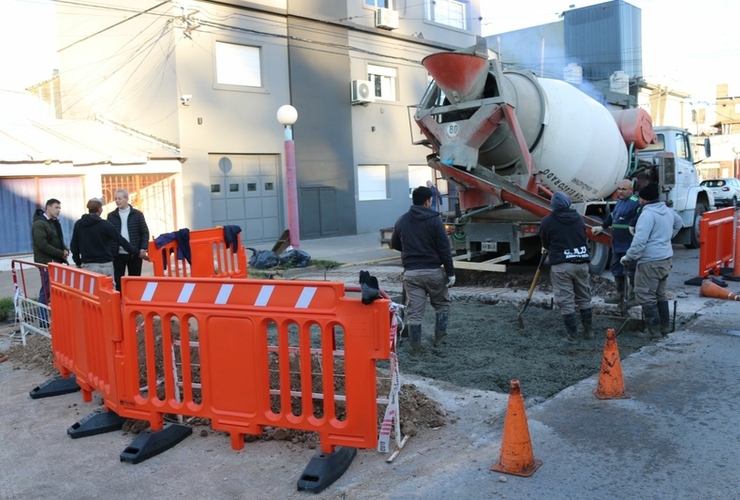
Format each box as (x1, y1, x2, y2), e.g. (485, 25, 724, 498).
(698, 207, 735, 278)
(149, 227, 247, 278)
(48, 264, 122, 407)
(115, 276, 390, 453)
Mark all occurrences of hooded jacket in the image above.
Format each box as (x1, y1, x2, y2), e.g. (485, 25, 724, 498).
(70, 214, 138, 266)
(391, 205, 454, 276)
(32, 209, 68, 265)
(624, 201, 683, 263)
(540, 194, 591, 266)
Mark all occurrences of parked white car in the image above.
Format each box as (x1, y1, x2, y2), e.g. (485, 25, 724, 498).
(700, 178, 740, 207)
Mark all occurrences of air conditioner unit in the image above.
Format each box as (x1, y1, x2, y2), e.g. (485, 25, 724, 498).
(375, 8, 399, 30)
(351, 80, 375, 105)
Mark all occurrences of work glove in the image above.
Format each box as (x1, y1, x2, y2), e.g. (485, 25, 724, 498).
(629, 226, 636, 236)
(359, 270, 381, 305)
(447, 275, 456, 288)
(620, 256, 631, 267)
(591, 226, 603, 236)
(541, 247, 548, 255)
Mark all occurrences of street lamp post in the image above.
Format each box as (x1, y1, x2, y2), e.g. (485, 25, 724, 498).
(277, 104, 300, 249)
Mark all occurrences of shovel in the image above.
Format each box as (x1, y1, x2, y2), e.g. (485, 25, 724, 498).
(517, 252, 547, 328)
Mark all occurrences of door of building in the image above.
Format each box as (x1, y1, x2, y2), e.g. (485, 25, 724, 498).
(209, 154, 282, 246)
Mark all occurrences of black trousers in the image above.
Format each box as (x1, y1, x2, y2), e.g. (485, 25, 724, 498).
(113, 254, 143, 291)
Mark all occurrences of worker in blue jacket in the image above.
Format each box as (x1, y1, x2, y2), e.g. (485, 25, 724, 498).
(592, 179, 640, 305)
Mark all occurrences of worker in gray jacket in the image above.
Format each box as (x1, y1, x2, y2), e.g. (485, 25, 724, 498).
(621, 183, 683, 339)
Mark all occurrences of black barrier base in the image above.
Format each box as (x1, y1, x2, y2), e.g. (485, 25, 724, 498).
(720, 268, 740, 281)
(685, 276, 728, 287)
(120, 423, 192, 464)
(296, 446, 357, 494)
(29, 375, 81, 399)
(68, 410, 126, 439)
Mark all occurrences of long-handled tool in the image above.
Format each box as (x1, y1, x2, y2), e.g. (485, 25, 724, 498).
(517, 252, 547, 328)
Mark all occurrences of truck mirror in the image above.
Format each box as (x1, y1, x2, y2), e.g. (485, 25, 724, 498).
(704, 138, 711, 158)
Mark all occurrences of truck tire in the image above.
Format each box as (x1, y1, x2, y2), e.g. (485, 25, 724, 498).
(685, 202, 708, 249)
(587, 216, 610, 276)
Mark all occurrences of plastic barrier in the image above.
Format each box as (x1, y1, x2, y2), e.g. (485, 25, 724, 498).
(11, 260, 52, 344)
(698, 207, 735, 278)
(115, 276, 390, 454)
(47, 263, 122, 407)
(149, 227, 247, 278)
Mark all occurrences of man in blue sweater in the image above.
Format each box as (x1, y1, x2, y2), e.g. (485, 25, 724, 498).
(540, 191, 593, 344)
(592, 179, 640, 305)
(621, 183, 683, 339)
(392, 186, 455, 356)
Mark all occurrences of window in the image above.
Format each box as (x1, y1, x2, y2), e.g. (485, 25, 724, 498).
(425, 0, 467, 30)
(211, 184, 221, 193)
(675, 133, 689, 160)
(365, 0, 391, 7)
(215, 42, 261, 87)
(358, 165, 389, 201)
(367, 64, 397, 101)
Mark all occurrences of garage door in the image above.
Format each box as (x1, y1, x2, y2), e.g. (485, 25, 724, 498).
(0, 176, 85, 256)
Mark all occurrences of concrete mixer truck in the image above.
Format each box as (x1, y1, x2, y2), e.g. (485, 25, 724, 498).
(413, 38, 713, 275)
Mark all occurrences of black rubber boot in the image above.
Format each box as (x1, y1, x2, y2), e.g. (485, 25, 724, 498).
(434, 312, 448, 347)
(626, 276, 638, 308)
(657, 301, 671, 336)
(562, 313, 580, 344)
(580, 308, 594, 340)
(604, 276, 625, 304)
(637, 303, 661, 340)
(409, 324, 422, 356)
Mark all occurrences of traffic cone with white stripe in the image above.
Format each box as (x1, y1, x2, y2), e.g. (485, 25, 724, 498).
(491, 380, 542, 477)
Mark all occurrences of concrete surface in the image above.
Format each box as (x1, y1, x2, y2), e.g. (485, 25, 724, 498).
(3, 233, 740, 499)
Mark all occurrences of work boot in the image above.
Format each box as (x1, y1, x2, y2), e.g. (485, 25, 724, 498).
(409, 324, 422, 357)
(603, 276, 625, 304)
(637, 303, 661, 340)
(434, 311, 448, 347)
(657, 301, 671, 336)
(562, 313, 580, 344)
(626, 276, 638, 308)
(400, 324, 409, 339)
(580, 307, 594, 340)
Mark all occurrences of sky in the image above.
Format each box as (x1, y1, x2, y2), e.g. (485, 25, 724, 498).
(480, 0, 740, 104)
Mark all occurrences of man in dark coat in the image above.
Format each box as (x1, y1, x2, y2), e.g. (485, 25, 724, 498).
(107, 189, 150, 291)
(31, 198, 69, 322)
(540, 191, 593, 344)
(391, 186, 455, 356)
(71, 198, 142, 285)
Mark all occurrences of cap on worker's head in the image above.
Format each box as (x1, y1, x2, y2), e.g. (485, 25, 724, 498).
(551, 191, 572, 210)
(412, 186, 433, 206)
(86, 197, 104, 213)
(638, 183, 660, 202)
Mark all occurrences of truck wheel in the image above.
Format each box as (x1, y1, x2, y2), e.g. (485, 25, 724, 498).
(685, 202, 708, 249)
(587, 216, 610, 276)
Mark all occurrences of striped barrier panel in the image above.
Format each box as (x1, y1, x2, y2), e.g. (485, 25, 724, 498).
(116, 276, 391, 453)
(698, 207, 735, 278)
(48, 263, 122, 407)
(149, 227, 247, 278)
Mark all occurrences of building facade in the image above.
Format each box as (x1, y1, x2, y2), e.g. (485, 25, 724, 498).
(54, 0, 481, 245)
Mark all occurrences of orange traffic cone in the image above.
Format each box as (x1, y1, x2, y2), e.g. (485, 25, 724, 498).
(593, 328, 630, 400)
(491, 380, 542, 477)
(700, 279, 740, 301)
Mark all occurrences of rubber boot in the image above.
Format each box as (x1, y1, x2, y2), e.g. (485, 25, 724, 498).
(604, 276, 625, 304)
(434, 311, 448, 347)
(657, 301, 671, 336)
(562, 313, 580, 344)
(409, 324, 422, 357)
(637, 303, 661, 340)
(400, 324, 409, 339)
(580, 308, 594, 340)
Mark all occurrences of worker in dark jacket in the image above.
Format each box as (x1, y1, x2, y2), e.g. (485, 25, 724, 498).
(107, 189, 150, 292)
(391, 186, 455, 356)
(592, 179, 640, 305)
(540, 191, 593, 344)
(31, 198, 69, 324)
(70, 198, 143, 286)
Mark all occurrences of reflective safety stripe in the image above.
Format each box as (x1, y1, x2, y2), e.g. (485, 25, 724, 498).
(177, 283, 195, 303)
(295, 287, 317, 309)
(255, 285, 274, 306)
(612, 224, 631, 229)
